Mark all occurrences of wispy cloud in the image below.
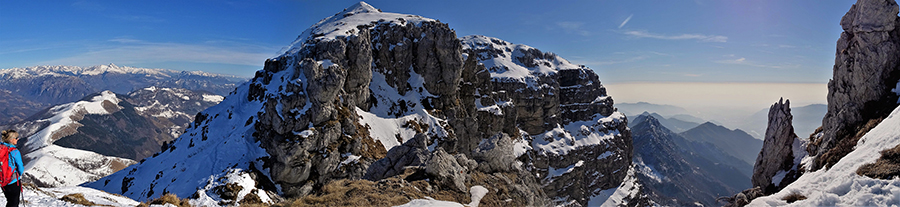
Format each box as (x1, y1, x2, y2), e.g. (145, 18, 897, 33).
(778, 44, 796, 48)
(556, 21, 590, 36)
(624, 30, 727, 43)
(715, 57, 799, 69)
(619, 14, 633, 29)
(37, 39, 278, 67)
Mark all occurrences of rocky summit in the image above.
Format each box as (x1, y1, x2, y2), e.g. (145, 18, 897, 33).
(86, 2, 634, 206)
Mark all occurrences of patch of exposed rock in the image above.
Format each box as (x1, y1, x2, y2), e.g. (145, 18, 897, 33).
(810, 0, 900, 170)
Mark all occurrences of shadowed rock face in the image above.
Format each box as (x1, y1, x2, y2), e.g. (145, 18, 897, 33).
(811, 0, 900, 170)
(752, 98, 799, 193)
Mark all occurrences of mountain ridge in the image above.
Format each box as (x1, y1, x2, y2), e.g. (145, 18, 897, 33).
(0, 64, 247, 125)
(86, 2, 637, 206)
(631, 114, 750, 206)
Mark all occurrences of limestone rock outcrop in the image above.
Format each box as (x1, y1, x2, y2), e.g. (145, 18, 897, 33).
(752, 98, 800, 194)
(86, 2, 632, 206)
(810, 0, 900, 170)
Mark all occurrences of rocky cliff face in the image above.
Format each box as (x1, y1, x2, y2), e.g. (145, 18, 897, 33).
(752, 98, 803, 194)
(461, 35, 632, 206)
(88, 2, 633, 206)
(810, 0, 900, 170)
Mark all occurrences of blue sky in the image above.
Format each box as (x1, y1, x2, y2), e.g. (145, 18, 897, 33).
(1, 0, 854, 83)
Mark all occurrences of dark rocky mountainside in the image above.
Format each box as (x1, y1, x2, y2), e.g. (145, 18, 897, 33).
(680, 121, 762, 168)
(628, 112, 701, 133)
(51, 87, 223, 161)
(0, 89, 49, 125)
(0, 64, 245, 125)
(87, 2, 638, 206)
(631, 114, 750, 206)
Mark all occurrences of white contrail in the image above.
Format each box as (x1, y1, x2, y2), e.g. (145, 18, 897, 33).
(619, 14, 633, 29)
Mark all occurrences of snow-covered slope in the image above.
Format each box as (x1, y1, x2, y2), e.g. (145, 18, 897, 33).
(5, 185, 140, 207)
(85, 81, 276, 204)
(20, 91, 138, 187)
(461, 35, 581, 81)
(7, 86, 225, 188)
(128, 86, 224, 138)
(748, 105, 900, 206)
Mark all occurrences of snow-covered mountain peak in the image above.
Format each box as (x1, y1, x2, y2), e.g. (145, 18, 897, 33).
(341, 1, 380, 15)
(28, 91, 122, 150)
(17, 90, 138, 187)
(282, 1, 435, 56)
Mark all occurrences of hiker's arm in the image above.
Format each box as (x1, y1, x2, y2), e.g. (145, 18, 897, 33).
(11, 150, 23, 175)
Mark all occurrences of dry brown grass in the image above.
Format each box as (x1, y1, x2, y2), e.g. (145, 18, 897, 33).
(109, 159, 133, 172)
(857, 143, 900, 179)
(818, 117, 884, 169)
(238, 191, 265, 206)
(61, 193, 111, 207)
(276, 178, 427, 207)
(273, 166, 541, 207)
(782, 191, 807, 203)
(137, 193, 193, 207)
(273, 167, 472, 207)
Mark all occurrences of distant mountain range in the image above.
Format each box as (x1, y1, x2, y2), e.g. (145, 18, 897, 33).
(0, 64, 238, 187)
(628, 112, 702, 133)
(680, 122, 762, 169)
(619, 101, 826, 140)
(1, 87, 224, 187)
(0, 64, 246, 124)
(630, 114, 751, 206)
(617, 102, 693, 118)
(629, 111, 761, 176)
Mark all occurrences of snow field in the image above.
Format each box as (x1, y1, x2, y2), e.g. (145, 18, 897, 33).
(749, 105, 900, 206)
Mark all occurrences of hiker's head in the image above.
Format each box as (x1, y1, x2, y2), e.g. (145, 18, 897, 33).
(1, 130, 17, 144)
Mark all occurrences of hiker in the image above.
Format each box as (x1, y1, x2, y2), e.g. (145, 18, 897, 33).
(0, 130, 23, 207)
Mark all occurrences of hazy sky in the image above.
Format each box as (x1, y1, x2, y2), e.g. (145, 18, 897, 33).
(1, 0, 858, 122)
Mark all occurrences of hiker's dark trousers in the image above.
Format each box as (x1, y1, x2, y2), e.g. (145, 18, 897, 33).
(2, 181, 19, 207)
